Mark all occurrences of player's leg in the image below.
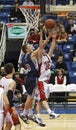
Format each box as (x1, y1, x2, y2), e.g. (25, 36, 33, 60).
(20, 94, 33, 124)
(42, 83, 60, 119)
(15, 124, 21, 130)
(35, 101, 46, 126)
(42, 100, 60, 119)
(5, 121, 12, 130)
(12, 113, 21, 130)
(5, 111, 21, 130)
(28, 99, 35, 119)
(38, 81, 60, 119)
(35, 83, 46, 126)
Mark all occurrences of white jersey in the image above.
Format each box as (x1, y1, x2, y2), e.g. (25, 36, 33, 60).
(0, 85, 5, 130)
(0, 77, 15, 94)
(38, 54, 52, 81)
(0, 86, 4, 113)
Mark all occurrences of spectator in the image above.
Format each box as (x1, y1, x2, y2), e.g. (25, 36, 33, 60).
(55, 55, 70, 84)
(50, 45, 64, 84)
(14, 0, 20, 3)
(56, 0, 67, 5)
(28, 29, 40, 44)
(53, 68, 67, 103)
(56, 55, 68, 72)
(55, 20, 64, 29)
(0, 66, 6, 77)
(56, 26, 67, 44)
(70, 42, 76, 61)
(65, 18, 76, 35)
(10, 2, 25, 22)
(14, 72, 27, 110)
(0, 2, 3, 11)
(55, 69, 67, 85)
(51, 43, 64, 61)
(22, 0, 34, 6)
(33, 0, 40, 5)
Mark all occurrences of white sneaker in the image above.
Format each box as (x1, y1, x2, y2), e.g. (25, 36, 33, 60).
(35, 118, 46, 127)
(20, 113, 29, 124)
(28, 114, 36, 120)
(50, 111, 60, 119)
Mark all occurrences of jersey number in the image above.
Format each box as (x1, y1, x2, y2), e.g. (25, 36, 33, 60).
(45, 62, 51, 70)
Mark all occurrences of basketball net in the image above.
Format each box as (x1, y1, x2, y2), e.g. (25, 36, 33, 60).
(19, 5, 40, 29)
(18, 5, 40, 66)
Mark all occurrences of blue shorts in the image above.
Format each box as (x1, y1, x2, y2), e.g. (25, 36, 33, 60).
(25, 77, 37, 95)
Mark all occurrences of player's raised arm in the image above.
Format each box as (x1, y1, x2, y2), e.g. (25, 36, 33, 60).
(48, 31, 57, 57)
(42, 32, 52, 48)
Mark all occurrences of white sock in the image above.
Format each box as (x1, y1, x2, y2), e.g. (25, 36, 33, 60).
(47, 109, 52, 115)
(28, 108, 33, 116)
(37, 114, 42, 119)
(23, 109, 28, 116)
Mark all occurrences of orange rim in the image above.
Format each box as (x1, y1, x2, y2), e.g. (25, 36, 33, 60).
(19, 5, 40, 10)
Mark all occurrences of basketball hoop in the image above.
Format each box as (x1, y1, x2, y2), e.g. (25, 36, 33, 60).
(19, 5, 40, 30)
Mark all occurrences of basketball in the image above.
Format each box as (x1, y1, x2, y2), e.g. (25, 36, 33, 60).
(45, 19, 55, 30)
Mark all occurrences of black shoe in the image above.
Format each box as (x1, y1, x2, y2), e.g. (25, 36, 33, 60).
(20, 113, 29, 124)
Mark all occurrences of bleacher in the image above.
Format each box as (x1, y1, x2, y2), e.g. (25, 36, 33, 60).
(0, 0, 24, 23)
(0, 0, 76, 83)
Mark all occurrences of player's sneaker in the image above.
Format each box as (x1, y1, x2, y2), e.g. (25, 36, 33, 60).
(50, 111, 60, 119)
(27, 114, 36, 121)
(20, 113, 29, 124)
(35, 118, 46, 127)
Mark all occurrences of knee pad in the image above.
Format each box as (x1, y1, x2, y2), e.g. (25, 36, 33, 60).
(38, 81, 46, 101)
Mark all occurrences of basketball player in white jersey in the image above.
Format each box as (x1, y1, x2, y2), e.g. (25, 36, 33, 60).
(0, 84, 9, 130)
(0, 63, 21, 130)
(34, 30, 60, 125)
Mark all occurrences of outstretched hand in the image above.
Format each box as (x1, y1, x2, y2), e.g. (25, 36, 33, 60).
(48, 29, 57, 39)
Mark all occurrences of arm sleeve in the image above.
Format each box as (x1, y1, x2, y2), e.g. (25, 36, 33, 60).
(7, 90, 14, 107)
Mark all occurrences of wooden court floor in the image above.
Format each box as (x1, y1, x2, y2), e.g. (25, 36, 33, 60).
(11, 114, 76, 130)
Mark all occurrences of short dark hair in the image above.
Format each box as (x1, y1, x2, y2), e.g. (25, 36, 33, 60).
(22, 44, 27, 53)
(4, 63, 14, 74)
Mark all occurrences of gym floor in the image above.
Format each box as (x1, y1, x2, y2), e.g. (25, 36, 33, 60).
(11, 102, 76, 130)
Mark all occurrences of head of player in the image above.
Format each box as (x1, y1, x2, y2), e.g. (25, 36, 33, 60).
(22, 43, 35, 54)
(4, 63, 15, 76)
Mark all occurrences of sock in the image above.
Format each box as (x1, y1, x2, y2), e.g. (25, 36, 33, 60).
(47, 108, 52, 115)
(37, 114, 42, 119)
(28, 108, 33, 116)
(23, 109, 28, 116)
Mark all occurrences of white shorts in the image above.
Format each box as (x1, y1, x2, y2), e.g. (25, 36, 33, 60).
(34, 81, 53, 101)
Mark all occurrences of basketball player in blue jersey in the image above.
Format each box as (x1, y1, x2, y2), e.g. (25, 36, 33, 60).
(20, 31, 52, 125)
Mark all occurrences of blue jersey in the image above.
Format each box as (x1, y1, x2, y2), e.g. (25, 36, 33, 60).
(24, 53, 38, 95)
(21, 54, 25, 63)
